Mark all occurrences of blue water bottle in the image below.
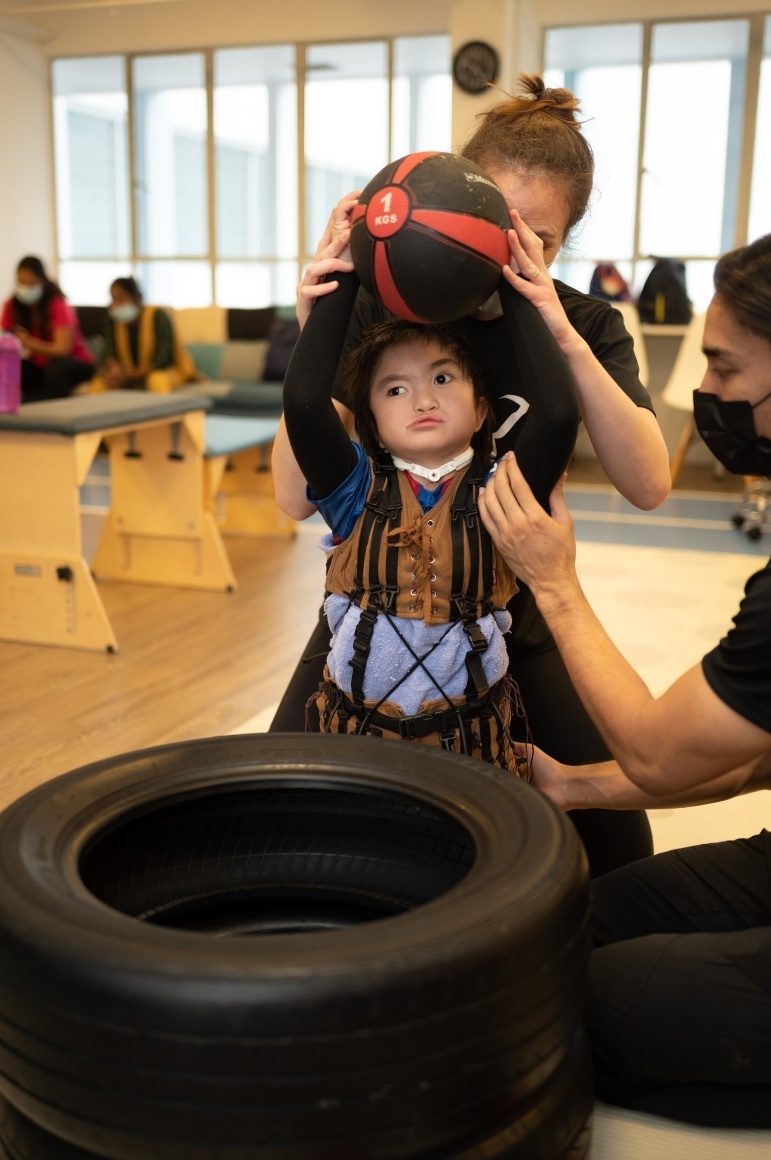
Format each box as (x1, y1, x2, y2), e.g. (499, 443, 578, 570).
(0, 333, 22, 413)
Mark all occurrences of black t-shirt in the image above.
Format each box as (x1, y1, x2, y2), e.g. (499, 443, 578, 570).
(702, 559, 771, 733)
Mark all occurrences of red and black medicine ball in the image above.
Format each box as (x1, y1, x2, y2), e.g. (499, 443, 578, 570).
(350, 151, 511, 324)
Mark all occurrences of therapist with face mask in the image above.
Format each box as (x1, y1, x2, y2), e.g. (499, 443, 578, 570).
(0, 255, 95, 402)
(478, 232, 771, 1129)
(88, 276, 198, 394)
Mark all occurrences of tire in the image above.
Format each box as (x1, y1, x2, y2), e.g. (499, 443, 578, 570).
(0, 1032, 593, 1160)
(0, 1098, 101, 1160)
(0, 734, 590, 1160)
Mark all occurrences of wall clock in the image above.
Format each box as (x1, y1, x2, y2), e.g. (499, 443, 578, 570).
(452, 41, 500, 95)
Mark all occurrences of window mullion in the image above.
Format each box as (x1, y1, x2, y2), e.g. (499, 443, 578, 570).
(633, 21, 652, 272)
(296, 42, 307, 280)
(206, 48, 216, 304)
(127, 54, 138, 274)
(734, 14, 764, 249)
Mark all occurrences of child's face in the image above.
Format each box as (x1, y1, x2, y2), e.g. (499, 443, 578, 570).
(369, 339, 487, 469)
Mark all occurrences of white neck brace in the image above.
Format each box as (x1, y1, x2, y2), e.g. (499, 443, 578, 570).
(391, 447, 474, 483)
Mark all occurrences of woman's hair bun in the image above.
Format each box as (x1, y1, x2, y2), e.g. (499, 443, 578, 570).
(516, 73, 581, 121)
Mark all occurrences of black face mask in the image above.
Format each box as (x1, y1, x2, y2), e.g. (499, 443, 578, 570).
(693, 389, 771, 477)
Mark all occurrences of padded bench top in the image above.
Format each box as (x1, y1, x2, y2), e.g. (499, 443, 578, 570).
(0, 390, 211, 435)
(179, 380, 283, 417)
(205, 416, 280, 458)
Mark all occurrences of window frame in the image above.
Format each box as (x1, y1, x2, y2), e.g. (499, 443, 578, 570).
(542, 12, 768, 302)
(50, 34, 451, 307)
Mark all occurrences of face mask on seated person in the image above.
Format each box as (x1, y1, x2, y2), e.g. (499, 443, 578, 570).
(15, 283, 43, 305)
(693, 388, 771, 478)
(109, 303, 140, 325)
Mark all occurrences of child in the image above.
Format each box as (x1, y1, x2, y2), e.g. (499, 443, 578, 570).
(283, 269, 577, 770)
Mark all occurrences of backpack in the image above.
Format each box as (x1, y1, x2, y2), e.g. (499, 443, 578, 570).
(589, 262, 631, 303)
(637, 258, 692, 324)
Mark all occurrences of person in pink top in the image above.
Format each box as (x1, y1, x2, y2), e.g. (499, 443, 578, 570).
(1, 256, 94, 401)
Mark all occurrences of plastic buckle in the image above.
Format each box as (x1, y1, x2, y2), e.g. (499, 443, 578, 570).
(464, 622, 487, 653)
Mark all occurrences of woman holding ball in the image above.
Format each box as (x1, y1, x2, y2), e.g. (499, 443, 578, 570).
(270, 74, 671, 877)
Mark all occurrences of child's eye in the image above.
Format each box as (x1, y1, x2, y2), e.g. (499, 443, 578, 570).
(386, 385, 406, 396)
(434, 372, 452, 385)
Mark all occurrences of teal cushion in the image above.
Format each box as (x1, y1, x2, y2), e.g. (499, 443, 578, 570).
(187, 343, 223, 379)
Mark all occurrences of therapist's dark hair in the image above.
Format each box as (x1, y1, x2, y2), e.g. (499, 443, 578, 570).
(460, 73, 594, 244)
(713, 234, 771, 346)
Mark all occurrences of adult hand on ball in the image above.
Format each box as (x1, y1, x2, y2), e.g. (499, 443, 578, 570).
(503, 209, 574, 352)
(296, 193, 359, 329)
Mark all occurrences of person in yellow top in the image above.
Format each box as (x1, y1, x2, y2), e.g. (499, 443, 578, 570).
(89, 277, 198, 393)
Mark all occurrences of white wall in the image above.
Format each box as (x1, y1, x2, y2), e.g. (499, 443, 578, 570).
(0, 19, 54, 306)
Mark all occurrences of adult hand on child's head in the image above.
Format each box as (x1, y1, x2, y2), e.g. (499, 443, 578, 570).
(478, 452, 575, 594)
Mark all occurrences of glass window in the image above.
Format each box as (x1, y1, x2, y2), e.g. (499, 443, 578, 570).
(52, 37, 451, 308)
(213, 46, 297, 306)
(59, 261, 133, 306)
(133, 54, 208, 258)
(392, 35, 451, 157)
(52, 56, 130, 262)
(641, 20, 749, 259)
(134, 261, 212, 307)
(545, 23, 643, 274)
(304, 42, 389, 259)
(748, 18, 771, 242)
(215, 261, 298, 308)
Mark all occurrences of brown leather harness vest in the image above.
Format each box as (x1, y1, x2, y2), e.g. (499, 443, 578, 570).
(318, 459, 525, 771)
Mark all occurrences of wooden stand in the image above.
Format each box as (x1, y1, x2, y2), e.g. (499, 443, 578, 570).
(92, 414, 236, 593)
(0, 395, 232, 652)
(204, 416, 296, 539)
(0, 399, 296, 652)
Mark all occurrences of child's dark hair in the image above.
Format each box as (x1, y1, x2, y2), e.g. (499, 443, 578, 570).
(343, 320, 493, 464)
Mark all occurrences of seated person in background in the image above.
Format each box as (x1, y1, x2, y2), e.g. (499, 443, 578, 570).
(1, 255, 95, 401)
(89, 277, 198, 394)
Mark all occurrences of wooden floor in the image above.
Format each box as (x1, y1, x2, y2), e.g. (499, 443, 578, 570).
(0, 521, 325, 813)
(0, 457, 742, 816)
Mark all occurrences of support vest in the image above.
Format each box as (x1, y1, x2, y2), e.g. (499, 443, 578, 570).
(318, 458, 528, 773)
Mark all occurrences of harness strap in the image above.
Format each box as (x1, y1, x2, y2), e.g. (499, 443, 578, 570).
(350, 464, 402, 703)
(450, 471, 493, 702)
(322, 679, 499, 742)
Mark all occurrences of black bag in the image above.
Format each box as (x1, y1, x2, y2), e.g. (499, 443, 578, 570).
(637, 258, 692, 324)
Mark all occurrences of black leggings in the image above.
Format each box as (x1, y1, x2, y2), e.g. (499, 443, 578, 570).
(270, 611, 653, 878)
(588, 832, 771, 1126)
(505, 634, 652, 878)
(21, 358, 94, 402)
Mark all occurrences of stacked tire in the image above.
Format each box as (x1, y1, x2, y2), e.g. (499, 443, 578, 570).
(0, 734, 592, 1159)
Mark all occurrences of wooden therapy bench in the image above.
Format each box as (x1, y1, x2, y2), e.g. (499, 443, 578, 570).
(0, 391, 292, 653)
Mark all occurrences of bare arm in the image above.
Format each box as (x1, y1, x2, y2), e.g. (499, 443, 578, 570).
(525, 744, 771, 811)
(480, 453, 771, 796)
(15, 324, 73, 359)
(504, 213, 671, 511)
(273, 401, 354, 520)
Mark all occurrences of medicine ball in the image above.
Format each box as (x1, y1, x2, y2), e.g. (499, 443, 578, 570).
(350, 151, 511, 323)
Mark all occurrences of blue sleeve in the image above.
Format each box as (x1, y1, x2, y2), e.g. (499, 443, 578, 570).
(308, 442, 371, 542)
